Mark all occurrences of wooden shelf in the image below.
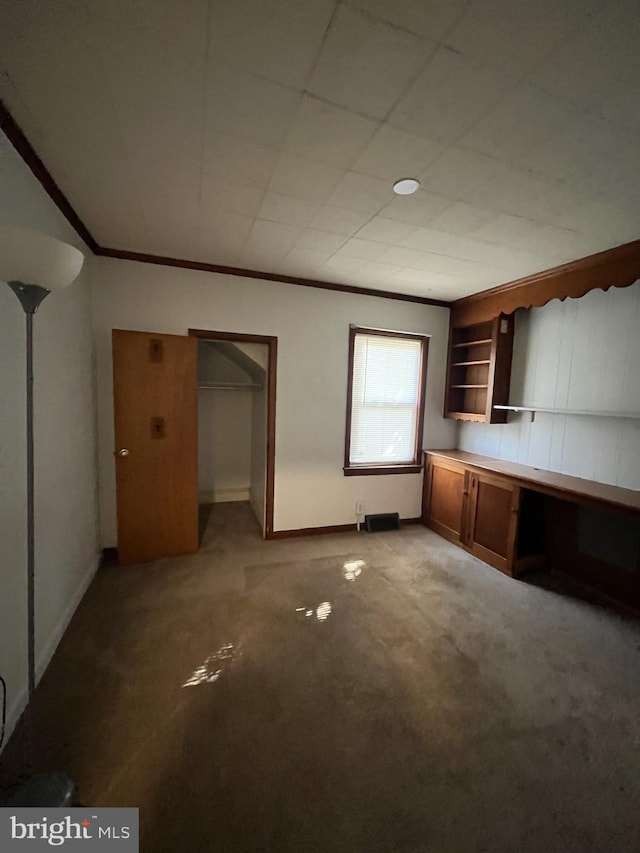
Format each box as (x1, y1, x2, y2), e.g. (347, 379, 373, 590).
(444, 315, 514, 423)
(447, 412, 487, 421)
(452, 338, 492, 348)
(451, 384, 488, 389)
(494, 405, 640, 421)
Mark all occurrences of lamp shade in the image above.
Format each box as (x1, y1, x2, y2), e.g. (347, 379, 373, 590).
(0, 225, 84, 290)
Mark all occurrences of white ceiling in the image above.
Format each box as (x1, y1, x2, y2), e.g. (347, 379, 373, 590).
(1, 0, 639, 300)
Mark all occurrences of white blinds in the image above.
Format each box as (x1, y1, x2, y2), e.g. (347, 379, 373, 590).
(349, 332, 422, 465)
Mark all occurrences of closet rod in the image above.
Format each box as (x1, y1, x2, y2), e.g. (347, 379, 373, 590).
(198, 382, 262, 391)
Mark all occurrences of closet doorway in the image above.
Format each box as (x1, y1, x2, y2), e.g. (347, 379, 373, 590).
(189, 329, 277, 540)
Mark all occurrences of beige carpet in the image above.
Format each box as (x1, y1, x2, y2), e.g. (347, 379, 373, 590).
(2, 502, 640, 852)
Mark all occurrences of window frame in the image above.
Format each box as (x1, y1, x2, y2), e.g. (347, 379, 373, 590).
(343, 325, 429, 477)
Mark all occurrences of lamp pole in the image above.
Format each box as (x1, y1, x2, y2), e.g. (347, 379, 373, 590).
(8, 282, 51, 700)
(1, 227, 83, 807)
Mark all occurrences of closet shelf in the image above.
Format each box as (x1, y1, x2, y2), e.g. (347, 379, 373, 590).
(451, 360, 491, 366)
(451, 384, 488, 389)
(199, 382, 263, 391)
(451, 338, 492, 348)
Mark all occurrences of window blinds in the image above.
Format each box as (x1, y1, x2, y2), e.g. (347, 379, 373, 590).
(349, 333, 422, 465)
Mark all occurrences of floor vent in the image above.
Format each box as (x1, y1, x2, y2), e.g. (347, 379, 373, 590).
(364, 512, 400, 532)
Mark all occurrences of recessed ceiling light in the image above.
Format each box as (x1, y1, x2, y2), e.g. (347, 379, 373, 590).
(392, 178, 420, 195)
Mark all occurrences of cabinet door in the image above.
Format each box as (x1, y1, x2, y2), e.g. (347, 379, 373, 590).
(423, 456, 469, 545)
(467, 472, 520, 575)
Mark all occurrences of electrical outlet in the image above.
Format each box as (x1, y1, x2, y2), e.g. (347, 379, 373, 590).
(355, 501, 364, 516)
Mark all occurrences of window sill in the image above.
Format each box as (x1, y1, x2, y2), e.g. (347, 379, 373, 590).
(343, 464, 423, 476)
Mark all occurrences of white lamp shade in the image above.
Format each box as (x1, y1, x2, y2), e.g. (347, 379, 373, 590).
(0, 225, 84, 290)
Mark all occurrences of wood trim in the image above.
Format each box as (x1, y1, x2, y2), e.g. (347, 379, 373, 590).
(344, 327, 429, 472)
(348, 325, 432, 340)
(188, 328, 277, 538)
(343, 464, 423, 476)
(451, 239, 640, 326)
(0, 99, 100, 252)
(267, 517, 421, 539)
(99, 247, 450, 307)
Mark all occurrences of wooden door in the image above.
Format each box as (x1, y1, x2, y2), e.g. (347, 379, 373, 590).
(467, 471, 520, 576)
(423, 455, 469, 545)
(113, 329, 198, 564)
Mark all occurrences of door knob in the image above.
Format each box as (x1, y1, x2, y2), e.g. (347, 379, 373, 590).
(117, 448, 129, 457)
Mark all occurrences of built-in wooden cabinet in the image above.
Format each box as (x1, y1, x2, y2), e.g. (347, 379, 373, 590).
(423, 452, 520, 576)
(465, 470, 520, 575)
(423, 451, 640, 607)
(444, 314, 514, 423)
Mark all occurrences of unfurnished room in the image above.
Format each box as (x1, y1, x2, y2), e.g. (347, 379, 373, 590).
(0, 1, 639, 850)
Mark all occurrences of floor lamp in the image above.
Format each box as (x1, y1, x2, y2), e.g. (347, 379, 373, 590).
(0, 225, 84, 806)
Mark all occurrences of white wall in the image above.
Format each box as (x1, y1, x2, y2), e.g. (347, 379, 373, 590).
(198, 389, 253, 502)
(459, 282, 640, 489)
(0, 132, 99, 743)
(92, 257, 455, 541)
(197, 344, 253, 502)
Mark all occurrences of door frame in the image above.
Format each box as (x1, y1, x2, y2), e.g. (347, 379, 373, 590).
(189, 328, 277, 538)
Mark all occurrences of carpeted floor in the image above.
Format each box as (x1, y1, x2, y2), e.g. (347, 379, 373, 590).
(2, 502, 640, 852)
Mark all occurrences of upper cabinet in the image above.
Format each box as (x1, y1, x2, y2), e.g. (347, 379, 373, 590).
(444, 314, 514, 423)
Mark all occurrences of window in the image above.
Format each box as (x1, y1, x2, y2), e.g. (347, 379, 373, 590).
(344, 326, 429, 475)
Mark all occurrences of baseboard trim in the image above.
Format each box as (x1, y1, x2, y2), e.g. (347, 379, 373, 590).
(267, 517, 422, 539)
(3, 553, 100, 752)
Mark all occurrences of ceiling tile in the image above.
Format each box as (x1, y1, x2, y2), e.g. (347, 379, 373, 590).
(464, 166, 580, 222)
(325, 172, 394, 214)
(360, 261, 404, 281)
(295, 229, 348, 253)
(283, 95, 378, 168)
(528, 2, 640, 124)
(205, 60, 302, 148)
(381, 188, 452, 226)
(319, 256, 368, 277)
(202, 131, 279, 188)
(258, 192, 321, 227)
(348, 0, 468, 41)
(282, 247, 336, 269)
(245, 219, 304, 257)
(460, 86, 577, 165)
(388, 48, 510, 142)
(354, 215, 419, 243)
(310, 205, 373, 236)
(201, 176, 265, 218)
(427, 202, 496, 235)
(512, 117, 625, 199)
(334, 238, 389, 261)
(353, 124, 443, 181)
(308, 5, 432, 119)
(198, 211, 254, 261)
(208, 0, 335, 88)
(269, 153, 344, 202)
(420, 146, 501, 199)
(376, 246, 431, 267)
(553, 200, 640, 243)
(446, 0, 605, 79)
(86, 0, 210, 55)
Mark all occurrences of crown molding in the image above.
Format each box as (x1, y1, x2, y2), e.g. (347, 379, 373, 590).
(95, 246, 449, 306)
(451, 238, 640, 326)
(0, 99, 450, 308)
